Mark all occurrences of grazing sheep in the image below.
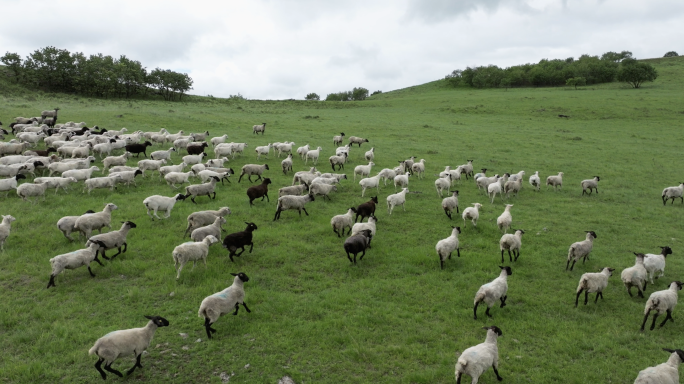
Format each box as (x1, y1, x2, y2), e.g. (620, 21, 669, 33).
(198, 272, 251, 339)
(238, 164, 269, 183)
(442, 190, 460, 219)
(33, 176, 78, 194)
(528, 171, 541, 191)
(462, 203, 483, 227)
(344, 229, 373, 264)
(364, 147, 375, 162)
(436, 226, 461, 269)
(62, 166, 100, 181)
(253, 123, 266, 134)
(633, 348, 684, 383)
(621, 252, 649, 298)
(393, 172, 410, 190)
(191, 216, 227, 242)
(499, 229, 524, 263)
(184, 176, 220, 203)
(333, 133, 345, 146)
(16, 181, 49, 202)
(581, 176, 601, 195)
(310, 183, 338, 201)
(328, 153, 348, 171)
(255, 143, 272, 160)
(143, 193, 186, 220)
(210, 134, 228, 147)
(348, 136, 369, 147)
(305, 146, 323, 165)
(172, 235, 218, 279)
(281, 154, 293, 174)
(455, 326, 504, 384)
(102, 152, 133, 171)
(89, 315, 169, 380)
(278, 183, 309, 198)
(387, 187, 409, 215)
(641, 281, 683, 331)
(566, 231, 598, 271)
(331, 208, 357, 237)
(150, 147, 176, 162)
(0, 174, 27, 197)
(125, 141, 153, 158)
(575, 267, 614, 307)
(222, 222, 258, 261)
(137, 159, 167, 177)
(74, 203, 118, 239)
(644, 246, 674, 285)
(435, 174, 452, 197)
(662, 182, 684, 205)
(274, 193, 316, 220)
(546, 172, 564, 191)
(47, 241, 107, 288)
(246, 178, 272, 206)
(473, 266, 512, 319)
(496, 204, 513, 233)
(185, 207, 232, 237)
(0, 215, 17, 251)
(359, 174, 382, 197)
(411, 159, 426, 179)
(86, 221, 137, 260)
(84, 175, 122, 194)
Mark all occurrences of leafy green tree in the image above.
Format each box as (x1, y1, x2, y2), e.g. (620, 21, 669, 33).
(371, 90, 382, 96)
(1, 52, 23, 82)
(444, 69, 462, 87)
(664, 51, 679, 57)
(565, 77, 586, 89)
(601, 50, 633, 62)
(351, 87, 369, 101)
(305, 93, 320, 100)
(617, 59, 658, 88)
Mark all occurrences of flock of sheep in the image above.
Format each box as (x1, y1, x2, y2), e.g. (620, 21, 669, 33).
(1, 114, 683, 383)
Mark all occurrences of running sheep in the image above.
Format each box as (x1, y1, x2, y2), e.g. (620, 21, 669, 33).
(575, 267, 614, 307)
(46, 240, 107, 288)
(238, 164, 269, 183)
(359, 174, 382, 197)
(436, 226, 461, 269)
(351, 215, 378, 243)
(496, 204, 513, 233)
(662, 182, 684, 205)
(86, 221, 137, 260)
(109, 169, 143, 187)
(411, 159, 426, 179)
(546, 172, 564, 191)
(330, 208, 357, 237)
(499, 229, 524, 263)
(150, 147, 176, 162)
(386, 187, 409, 215)
(273, 193, 316, 220)
(172, 235, 219, 279)
(184, 207, 232, 237)
(581, 176, 601, 195)
(622, 252, 649, 298)
(634, 348, 684, 383)
(281, 154, 293, 174)
(184, 176, 220, 203)
(348, 136, 369, 147)
(305, 147, 323, 165)
(84, 175, 122, 194)
(473, 266, 512, 319)
(344, 229, 373, 265)
(62, 166, 100, 181)
(102, 152, 133, 171)
(278, 184, 309, 198)
(191, 216, 227, 242)
(310, 183, 338, 201)
(442, 190, 459, 219)
(455, 326, 504, 384)
(434, 174, 452, 197)
(143, 194, 186, 220)
(33, 176, 78, 194)
(354, 162, 375, 181)
(198, 272, 251, 339)
(137, 160, 167, 177)
(74, 203, 118, 239)
(164, 171, 195, 188)
(529, 171, 541, 191)
(0, 215, 17, 251)
(16, 181, 50, 202)
(644, 246, 674, 285)
(566, 231, 598, 271)
(56, 209, 96, 241)
(641, 281, 684, 331)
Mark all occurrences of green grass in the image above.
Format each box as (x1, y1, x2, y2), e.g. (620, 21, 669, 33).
(2, 56, 684, 383)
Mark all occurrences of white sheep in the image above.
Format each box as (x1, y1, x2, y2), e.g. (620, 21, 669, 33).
(335, 144, 351, 157)
(198, 272, 251, 338)
(62, 166, 100, 181)
(102, 152, 133, 171)
(198, 170, 230, 183)
(546, 172, 564, 191)
(528, 171, 541, 191)
(621, 252, 649, 298)
(182, 153, 206, 166)
(292, 167, 320, 185)
(575, 267, 614, 307)
(88, 315, 169, 380)
(377, 168, 397, 186)
(434, 174, 452, 197)
(184, 207, 231, 237)
(46, 241, 106, 288)
(255, 143, 272, 160)
(496, 204, 513, 233)
(210, 134, 228, 147)
(47, 157, 96, 176)
(644, 246, 673, 285)
(143, 194, 186, 220)
(137, 159, 167, 177)
(279, 184, 309, 198)
(150, 147, 176, 162)
(386, 187, 409, 215)
(184, 177, 220, 203)
(109, 169, 143, 187)
(661, 182, 684, 205)
(172, 235, 219, 279)
(328, 153, 348, 171)
(159, 162, 186, 177)
(581, 176, 601, 195)
(84, 174, 122, 194)
(436, 226, 461, 269)
(504, 177, 523, 198)
(274, 193, 316, 220)
(460, 160, 474, 179)
(442, 190, 459, 219)
(0, 175, 27, 197)
(393, 172, 410, 190)
(641, 281, 683, 331)
(191, 216, 226, 242)
(348, 136, 369, 147)
(499, 229, 524, 263)
(351, 215, 378, 242)
(281, 154, 293, 174)
(476, 174, 499, 193)
(33, 176, 78, 194)
(333, 133, 345, 146)
(473, 266, 512, 319)
(359, 174, 382, 197)
(86, 221, 137, 260)
(205, 157, 230, 168)
(164, 171, 195, 188)
(411, 159, 426, 179)
(238, 164, 269, 183)
(190, 131, 210, 142)
(296, 144, 310, 160)
(634, 348, 684, 383)
(566, 231, 598, 271)
(305, 146, 323, 165)
(74, 203, 118, 239)
(0, 215, 17, 251)
(253, 123, 266, 134)
(462, 203, 483, 227)
(364, 147, 375, 162)
(455, 326, 504, 384)
(276, 141, 295, 157)
(16, 182, 49, 202)
(310, 183, 338, 201)
(213, 143, 233, 159)
(330, 208, 357, 237)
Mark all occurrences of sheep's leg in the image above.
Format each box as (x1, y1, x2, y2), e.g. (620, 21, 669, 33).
(88, 266, 96, 277)
(598, 292, 604, 301)
(94, 358, 107, 380)
(583, 291, 589, 305)
(500, 295, 507, 308)
(154, 211, 162, 220)
(637, 287, 644, 299)
(492, 365, 503, 381)
(575, 289, 582, 307)
(359, 248, 366, 261)
(242, 302, 251, 313)
(47, 275, 56, 289)
(508, 250, 513, 262)
(334, 228, 340, 237)
(650, 313, 660, 330)
(274, 209, 281, 221)
(485, 306, 492, 317)
(457, 248, 460, 257)
(500, 250, 505, 264)
(126, 354, 143, 376)
(191, 196, 197, 204)
(248, 242, 254, 253)
(660, 310, 673, 327)
(93, 255, 104, 266)
(233, 302, 240, 315)
(204, 317, 216, 339)
(248, 175, 253, 182)
(440, 256, 444, 269)
(302, 208, 309, 216)
(264, 193, 269, 202)
(346, 251, 354, 263)
(100, 249, 110, 260)
(569, 259, 577, 271)
(643, 281, 648, 292)
(104, 362, 123, 378)
(627, 286, 633, 297)
(514, 249, 520, 262)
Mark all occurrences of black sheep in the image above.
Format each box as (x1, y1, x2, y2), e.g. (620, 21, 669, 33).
(125, 141, 153, 157)
(344, 229, 373, 264)
(222, 222, 258, 262)
(187, 142, 208, 155)
(354, 196, 378, 222)
(29, 147, 57, 157)
(246, 178, 272, 206)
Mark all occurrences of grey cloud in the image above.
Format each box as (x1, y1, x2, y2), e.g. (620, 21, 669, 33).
(405, 0, 530, 22)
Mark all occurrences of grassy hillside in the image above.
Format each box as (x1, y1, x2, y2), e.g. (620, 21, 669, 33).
(1, 56, 684, 384)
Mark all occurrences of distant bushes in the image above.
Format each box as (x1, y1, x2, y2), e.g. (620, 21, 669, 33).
(305, 93, 320, 100)
(664, 51, 679, 57)
(1, 46, 193, 101)
(325, 87, 369, 101)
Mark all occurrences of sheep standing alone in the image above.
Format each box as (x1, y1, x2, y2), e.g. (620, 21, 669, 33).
(455, 326, 504, 384)
(581, 176, 601, 195)
(0, 215, 17, 251)
(529, 171, 541, 191)
(344, 229, 373, 264)
(198, 272, 251, 339)
(644, 246, 674, 284)
(331, 208, 357, 237)
(184, 207, 231, 237)
(442, 190, 460, 219)
(436, 226, 461, 269)
(575, 267, 614, 307)
(253, 123, 266, 134)
(89, 315, 170, 380)
(238, 164, 269, 183)
(634, 348, 684, 383)
(86, 221, 137, 260)
(143, 194, 186, 220)
(386, 187, 409, 215)
(641, 281, 684, 331)
(46, 241, 107, 288)
(662, 182, 684, 205)
(473, 266, 512, 319)
(173, 235, 219, 279)
(566, 231, 598, 271)
(496, 204, 513, 233)
(274, 193, 316, 220)
(621, 252, 649, 298)
(499, 229, 524, 263)
(546, 172, 564, 191)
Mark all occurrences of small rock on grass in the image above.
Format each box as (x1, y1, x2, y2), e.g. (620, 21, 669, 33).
(179, 333, 188, 339)
(278, 376, 296, 384)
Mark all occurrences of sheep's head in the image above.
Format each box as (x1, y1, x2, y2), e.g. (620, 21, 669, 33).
(231, 272, 250, 283)
(145, 315, 170, 327)
(662, 349, 684, 362)
(244, 222, 258, 232)
(370, 196, 378, 204)
(175, 194, 186, 201)
(451, 226, 461, 234)
(122, 221, 137, 228)
(659, 246, 673, 256)
(499, 266, 512, 275)
(483, 325, 503, 337)
(585, 231, 597, 239)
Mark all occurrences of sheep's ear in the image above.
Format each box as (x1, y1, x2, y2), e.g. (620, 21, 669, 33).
(663, 348, 676, 353)
(230, 273, 238, 276)
(144, 315, 154, 320)
(608, 268, 615, 272)
(498, 266, 504, 269)
(244, 222, 250, 225)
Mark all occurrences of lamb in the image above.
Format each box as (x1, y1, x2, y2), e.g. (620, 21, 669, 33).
(546, 172, 564, 191)
(310, 183, 338, 201)
(246, 178, 272, 206)
(575, 267, 614, 307)
(184, 177, 220, 203)
(110, 169, 143, 187)
(74, 203, 118, 239)
(504, 177, 523, 198)
(442, 190, 460, 219)
(644, 246, 674, 285)
(150, 147, 176, 162)
(84, 174, 122, 194)
(222, 223, 258, 261)
(143, 193, 186, 220)
(411, 159, 426, 179)
(47, 157, 96, 176)
(455, 326, 504, 384)
(330, 208, 357, 237)
(661, 182, 684, 205)
(473, 168, 488, 180)
(353, 162, 375, 182)
(296, 144, 310, 160)
(435, 174, 452, 197)
(33, 176, 78, 194)
(566, 231, 598, 271)
(182, 152, 206, 166)
(377, 168, 397, 186)
(364, 147, 375, 162)
(172, 235, 218, 279)
(274, 193, 316, 220)
(190, 131, 210, 142)
(184, 207, 232, 237)
(621, 252, 649, 298)
(329, 153, 348, 171)
(393, 172, 410, 190)
(137, 159, 167, 177)
(205, 157, 230, 168)
(191, 216, 227, 242)
(254, 143, 272, 160)
(333, 133, 345, 146)
(0, 215, 17, 251)
(496, 204, 513, 233)
(281, 154, 293, 174)
(0, 174, 27, 197)
(62, 166, 100, 181)
(344, 229, 373, 265)
(107, 165, 138, 174)
(253, 123, 266, 134)
(641, 281, 684, 331)
(46, 240, 107, 288)
(462, 203, 483, 227)
(436, 226, 461, 269)
(16, 181, 49, 202)
(305, 146, 323, 164)
(210, 134, 228, 147)
(86, 221, 137, 260)
(213, 144, 233, 159)
(581, 176, 601, 195)
(238, 164, 269, 183)
(633, 348, 684, 383)
(387, 187, 409, 215)
(279, 184, 309, 198)
(473, 266, 512, 319)
(359, 174, 382, 197)
(102, 152, 133, 171)
(56, 209, 96, 241)
(499, 229, 524, 263)
(348, 136, 369, 147)
(159, 162, 186, 177)
(164, 171, 195, 188)
(89, 315, 170, 380)
(198, 272, 251, 339)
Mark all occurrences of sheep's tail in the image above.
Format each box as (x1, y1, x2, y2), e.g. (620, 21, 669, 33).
(577, 276, 589, 293)
(455, 358, 468, 374)
(567, 246, 576, 261)
(644, 298, 659, 315)
(88, 341, 100, 356)
(474, 291, 485, 305)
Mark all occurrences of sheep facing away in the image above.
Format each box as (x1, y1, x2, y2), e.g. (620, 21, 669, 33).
(198, 272, 251, 339)
(344, 229, 373, 264)
(0, 215, 18, 251)
(641, 281, 683, 331)
(499, 229, 524, 263)
(455, 326, 504, 384)
(331, 208, 357, 237)
(473, 266, 512, 319)
(621, 252, 649, 298)
(633, 348, 684, 384)
(462, 203, 483, 227)
(436, 226, 460, 269)
(575, 267, 614, 307)
(566, 231, 598, 271)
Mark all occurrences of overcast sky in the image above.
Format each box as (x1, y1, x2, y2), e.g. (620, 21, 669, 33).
(2, 0, 682, 99)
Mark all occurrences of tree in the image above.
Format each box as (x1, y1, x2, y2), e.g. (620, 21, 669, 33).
(371, 90, 382, 96)
(565, 77, 586, 89)
(351, 87, 369, 101)
(601, 50, 633, 63)
(305, 93, 320, 100)
(1, 52, 23, 82)
(617, 59, 658, 88)
(664, 51, 679, 57)
(444, 69, 462, 87)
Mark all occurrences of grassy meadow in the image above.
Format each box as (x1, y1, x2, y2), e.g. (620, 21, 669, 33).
(1, 56, 684, 383)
